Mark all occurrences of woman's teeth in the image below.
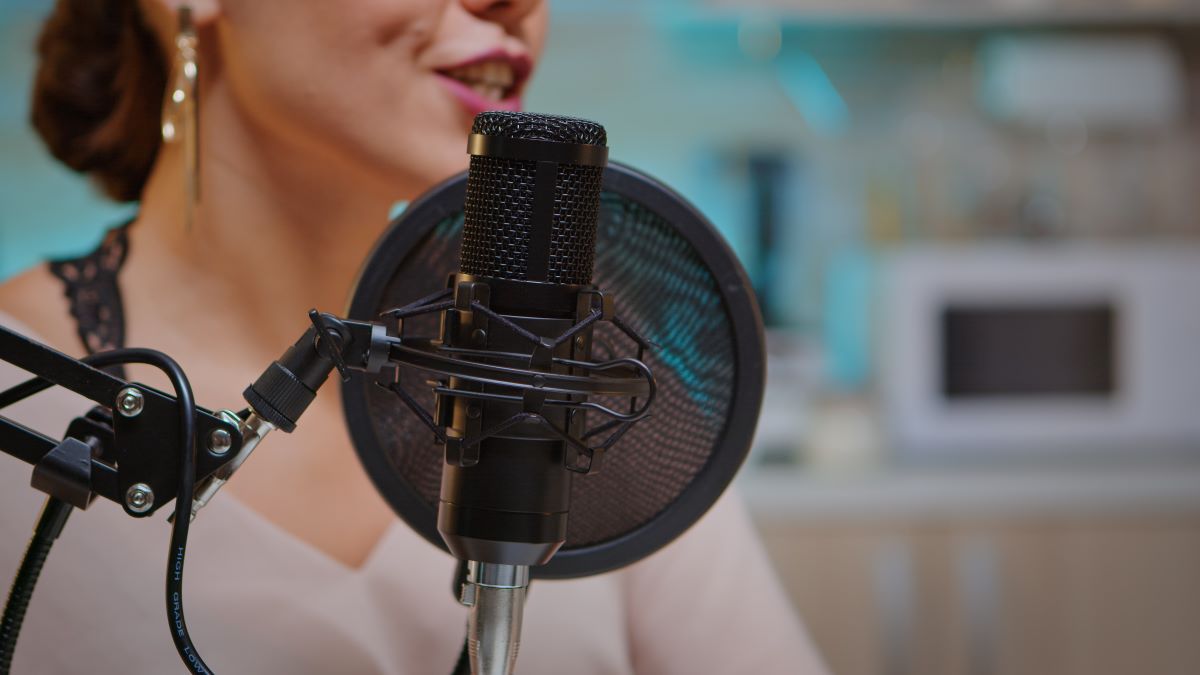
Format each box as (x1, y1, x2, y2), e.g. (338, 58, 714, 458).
(443, 61, 515, 101)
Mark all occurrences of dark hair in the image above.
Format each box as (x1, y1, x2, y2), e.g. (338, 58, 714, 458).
(31, 0, 167, 202)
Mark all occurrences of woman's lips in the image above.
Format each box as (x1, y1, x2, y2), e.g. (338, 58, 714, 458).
(434, 48, 532, 116)
(435, 74, 523, 115)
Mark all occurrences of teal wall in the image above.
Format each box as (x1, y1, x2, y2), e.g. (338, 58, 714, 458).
(0, 2, 135, 280)
(5, 2, 1193, 395)
(0, 1, 790, 282)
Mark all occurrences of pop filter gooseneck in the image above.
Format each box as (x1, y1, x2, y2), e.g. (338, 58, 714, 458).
(342, 161, 765, 580)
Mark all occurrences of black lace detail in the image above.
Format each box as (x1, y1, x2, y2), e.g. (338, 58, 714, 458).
(48, 224, 131, 363)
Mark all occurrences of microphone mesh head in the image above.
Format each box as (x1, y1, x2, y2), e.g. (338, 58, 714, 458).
(460, 112, 606, 285)
(470, 111, 608, 145)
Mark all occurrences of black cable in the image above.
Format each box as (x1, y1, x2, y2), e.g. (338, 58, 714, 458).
(109, 349, 211, 674)
(0, 349, 212, 673)
(0, 497, 72, 674)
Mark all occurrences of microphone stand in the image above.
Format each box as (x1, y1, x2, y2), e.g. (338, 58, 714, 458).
(0, 323, 252, 518)
(1, 295, 653, 674)
(0, 311, 391, 673)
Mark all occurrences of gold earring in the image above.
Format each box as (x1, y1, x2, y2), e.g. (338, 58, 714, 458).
(161, 6, 199, 232)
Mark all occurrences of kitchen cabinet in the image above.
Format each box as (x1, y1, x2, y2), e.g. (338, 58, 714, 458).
(746, 467, 1200, 675)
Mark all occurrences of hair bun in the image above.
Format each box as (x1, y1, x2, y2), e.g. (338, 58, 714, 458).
(31, 0, 166, 202)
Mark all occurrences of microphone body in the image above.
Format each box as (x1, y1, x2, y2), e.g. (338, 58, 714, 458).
(437, 277, 583, 566)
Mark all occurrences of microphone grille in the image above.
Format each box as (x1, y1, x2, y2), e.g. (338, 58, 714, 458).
(471, 111, 607, 146)
(461, 112, 607, 285)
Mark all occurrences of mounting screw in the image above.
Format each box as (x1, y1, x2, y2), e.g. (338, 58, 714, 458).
(471, 328, 487, 346)
(208, 428, 233, 456)
(126, 483, 154, 513)
(116, 387, 144, 418)
(575, 335, 587, 351)
(467, 405, 482, 420)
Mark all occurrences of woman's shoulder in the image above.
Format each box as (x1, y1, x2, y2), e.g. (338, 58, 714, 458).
(0, 267, 94, 447)
(0, 265, 77, 354)
(615, 490, 829, 673)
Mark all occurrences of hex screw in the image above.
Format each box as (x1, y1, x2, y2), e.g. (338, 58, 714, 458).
(116, 387, 144, 418)
(208, 428, 233, 456)
(126, 483, 154, 513)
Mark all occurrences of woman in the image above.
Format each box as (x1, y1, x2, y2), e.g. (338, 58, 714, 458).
(0, 0, 826, 672)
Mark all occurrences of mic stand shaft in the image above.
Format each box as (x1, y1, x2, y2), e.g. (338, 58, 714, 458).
(458, 562, 529, 675)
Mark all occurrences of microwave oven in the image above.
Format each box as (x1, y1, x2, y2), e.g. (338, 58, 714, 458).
(880, 244, 1200, 459)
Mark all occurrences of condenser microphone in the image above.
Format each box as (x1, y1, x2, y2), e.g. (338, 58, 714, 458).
(441, 111, 608, 567)
(437, 111, 614, 675)
(343, 112, 765, 675)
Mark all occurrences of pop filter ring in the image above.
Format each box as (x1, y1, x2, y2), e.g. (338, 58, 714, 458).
(342, 162, 765, 579)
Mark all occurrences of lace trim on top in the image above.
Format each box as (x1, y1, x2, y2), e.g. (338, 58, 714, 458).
(48, 225, 131, 358)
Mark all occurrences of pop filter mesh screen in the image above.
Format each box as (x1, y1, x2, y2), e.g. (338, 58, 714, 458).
(347, 165, 758, 575)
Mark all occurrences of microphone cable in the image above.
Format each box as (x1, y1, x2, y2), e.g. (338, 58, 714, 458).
(0, 496, 71, 674)
(0, 348, 212, 674)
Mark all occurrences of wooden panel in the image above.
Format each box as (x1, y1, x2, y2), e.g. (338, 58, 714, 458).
(989, 526, 1072, 675)
(753, 518, 1200, 675)
(756, 522, 888, 675)
(1059, 521, 1200, 675)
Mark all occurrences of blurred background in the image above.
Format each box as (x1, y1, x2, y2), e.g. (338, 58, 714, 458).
(4, 1, 1200, 673)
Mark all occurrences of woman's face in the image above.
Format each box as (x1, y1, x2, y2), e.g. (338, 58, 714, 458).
(202, 0, 548, 195)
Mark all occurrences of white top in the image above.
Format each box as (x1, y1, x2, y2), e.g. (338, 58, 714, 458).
(0, 311, 826, 674)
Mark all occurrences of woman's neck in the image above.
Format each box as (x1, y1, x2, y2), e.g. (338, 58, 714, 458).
(129, 84, 419, 355)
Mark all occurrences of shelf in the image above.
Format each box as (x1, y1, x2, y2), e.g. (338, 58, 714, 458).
(699, 1, 1200, 28)
(548, 1, 1200, 28)
(737, 461, 1200, 522)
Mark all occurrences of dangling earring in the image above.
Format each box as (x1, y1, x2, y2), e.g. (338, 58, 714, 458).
(161, 6, 199, 232)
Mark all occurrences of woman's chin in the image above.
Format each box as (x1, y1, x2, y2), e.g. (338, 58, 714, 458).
(354, 140, 468, 202)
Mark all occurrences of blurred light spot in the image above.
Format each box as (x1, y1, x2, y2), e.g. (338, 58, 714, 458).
(776, 52, 850, 136)
(737, 15, 782, 62)
(1045, 111, 1089, 156)
(388, 201, 409, 220)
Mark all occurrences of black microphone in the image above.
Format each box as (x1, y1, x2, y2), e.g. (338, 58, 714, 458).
(345, 110, 762, 675)
(440, 111, 608, 566)
(437, 111, 612, 674)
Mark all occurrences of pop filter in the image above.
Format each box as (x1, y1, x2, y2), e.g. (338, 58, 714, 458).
(342, 162, 764, 579)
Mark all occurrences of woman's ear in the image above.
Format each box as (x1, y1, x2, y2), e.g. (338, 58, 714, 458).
(150, 0, 221, 26)
(138, 0, 221, 58)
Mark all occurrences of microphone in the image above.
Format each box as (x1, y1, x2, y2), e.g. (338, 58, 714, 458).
(438, 111, 615, 675)
(344, 113, 765, 674)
